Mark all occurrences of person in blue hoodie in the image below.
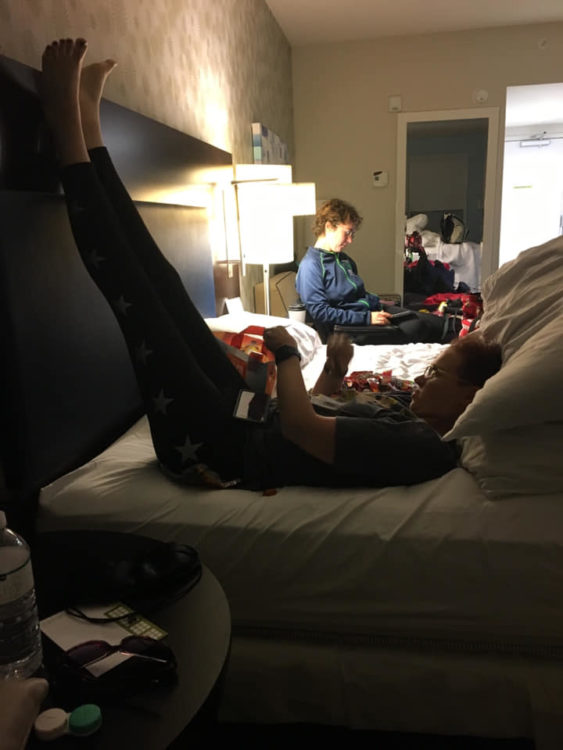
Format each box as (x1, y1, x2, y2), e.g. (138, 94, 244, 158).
(296, 198, 443, 344)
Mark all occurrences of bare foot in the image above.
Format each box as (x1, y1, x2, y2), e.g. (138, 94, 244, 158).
(41, 38, 90, 165)
(79, 59, 117, 149)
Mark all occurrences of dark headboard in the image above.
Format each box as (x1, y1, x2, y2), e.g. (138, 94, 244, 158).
(0, 56, 232, 528)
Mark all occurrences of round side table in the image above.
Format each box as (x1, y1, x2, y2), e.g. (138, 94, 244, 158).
(31, 565, 231, 749)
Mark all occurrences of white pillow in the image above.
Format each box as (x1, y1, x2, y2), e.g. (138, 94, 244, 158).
(444, 235, 563, 440)
(445, 312, 563, 438)
(441, 235, 563, 497)
(406, 213, 428, 234)
(478, 235, 563, 361)
(205, 311, 321, 368)
(457, 423, 563, 498)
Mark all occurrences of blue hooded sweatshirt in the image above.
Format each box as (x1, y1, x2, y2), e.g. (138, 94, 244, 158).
(296, 246, 381, 328)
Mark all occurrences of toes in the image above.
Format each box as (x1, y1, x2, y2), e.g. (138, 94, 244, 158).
(43, 38, 88, 61)
(42, 40, 59, 59)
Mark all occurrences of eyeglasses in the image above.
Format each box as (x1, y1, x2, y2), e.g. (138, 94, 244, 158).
(342, 227, 356, 239)
(421, 364, 472, 385)
(422, 364, 445, 380)
(66, 635, 175, 668)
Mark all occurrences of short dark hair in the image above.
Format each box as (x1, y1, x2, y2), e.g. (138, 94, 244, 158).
(450, 333, 502, 388)
(312, 198, 363, 239)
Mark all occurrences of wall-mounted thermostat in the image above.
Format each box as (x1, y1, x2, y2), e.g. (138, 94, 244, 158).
(388, 95, 402, 112)
(373, 170, 388, 187)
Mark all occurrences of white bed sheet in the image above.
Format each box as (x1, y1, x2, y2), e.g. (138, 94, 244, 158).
(38, 342, 563, 654)
(425, 241, 482, 291)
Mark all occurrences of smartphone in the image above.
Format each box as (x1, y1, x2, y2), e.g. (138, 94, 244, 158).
(389, 310, 416, 323)
(233, 390, 270, 422)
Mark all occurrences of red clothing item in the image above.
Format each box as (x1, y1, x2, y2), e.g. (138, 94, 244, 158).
(423, 292, 468, 306)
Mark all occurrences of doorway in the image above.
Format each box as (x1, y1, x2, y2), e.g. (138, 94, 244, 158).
(395, 108, 500, 298)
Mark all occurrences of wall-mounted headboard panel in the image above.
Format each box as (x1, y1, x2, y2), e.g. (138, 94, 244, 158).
(0, 55, 233, 518)
(1, 192, 142, 494)
(0, 55, 233, 205)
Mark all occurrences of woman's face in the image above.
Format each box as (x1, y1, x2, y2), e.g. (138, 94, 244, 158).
(324, 220, 356, 253)
(410, 346, 478, 435)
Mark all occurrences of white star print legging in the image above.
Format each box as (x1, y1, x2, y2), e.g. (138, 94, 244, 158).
(60, 147, 248, 482)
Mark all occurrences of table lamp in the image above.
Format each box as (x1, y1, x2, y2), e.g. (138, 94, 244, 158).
(233, 165, 315, 315)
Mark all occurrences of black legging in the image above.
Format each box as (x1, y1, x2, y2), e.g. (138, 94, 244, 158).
(61, 147, 248, 482)
(382, 304, 445, 343)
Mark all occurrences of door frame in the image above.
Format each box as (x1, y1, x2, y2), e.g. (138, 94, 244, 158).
(395, 107, 501, 296)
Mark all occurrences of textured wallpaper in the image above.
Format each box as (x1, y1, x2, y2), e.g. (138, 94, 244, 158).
(1, 0, 293, 307)
(0, 0, 293, 165)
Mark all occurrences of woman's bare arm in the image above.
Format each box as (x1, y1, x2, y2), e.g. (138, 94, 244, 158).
(264, 327, 336, 464)
(312, 333, 354, 396)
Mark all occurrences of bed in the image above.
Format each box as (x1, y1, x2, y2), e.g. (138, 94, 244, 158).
(405, 213, 482, 295)
(425, 240, 482, 292)
(3, 55, 563, 749)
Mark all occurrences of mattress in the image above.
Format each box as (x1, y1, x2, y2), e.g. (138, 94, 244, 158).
(37, 342, 563, 657)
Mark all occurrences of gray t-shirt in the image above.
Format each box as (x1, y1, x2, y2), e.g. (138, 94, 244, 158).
(242, 396, 459, 491)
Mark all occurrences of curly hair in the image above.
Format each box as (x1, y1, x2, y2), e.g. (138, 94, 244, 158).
(312, 199, 363, 239)
(450, 333, 502, 388)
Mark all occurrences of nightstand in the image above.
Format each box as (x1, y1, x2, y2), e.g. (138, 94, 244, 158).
(29, 564, 231, 749)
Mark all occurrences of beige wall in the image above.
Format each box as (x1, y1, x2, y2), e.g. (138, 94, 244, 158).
(0, 0, 293, 309)
(292, 22, 563, 294)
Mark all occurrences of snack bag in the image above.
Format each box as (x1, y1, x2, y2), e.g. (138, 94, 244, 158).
(212, 326, 276, 396)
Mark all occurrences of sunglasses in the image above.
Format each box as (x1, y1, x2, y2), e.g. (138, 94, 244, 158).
(66, 635, 175, 668)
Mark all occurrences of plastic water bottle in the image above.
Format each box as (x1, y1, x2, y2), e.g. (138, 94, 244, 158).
(0, 511, 43, 678)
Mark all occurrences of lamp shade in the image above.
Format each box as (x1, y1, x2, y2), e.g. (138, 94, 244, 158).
(236, 180, 316, 266)
(237, 183, 292, 264)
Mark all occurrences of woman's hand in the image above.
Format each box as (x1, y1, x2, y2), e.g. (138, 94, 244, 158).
(312, 333, 353, 396)
(263, 325, 297, 353)
(370, 310, 392, 326)
(325, 333, 353, 378)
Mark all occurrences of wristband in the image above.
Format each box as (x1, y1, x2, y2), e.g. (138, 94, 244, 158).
(274, 345, 302, 364)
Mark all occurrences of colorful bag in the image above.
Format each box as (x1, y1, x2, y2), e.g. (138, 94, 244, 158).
(212, 325, 276, 395)
(437, 293, 483, 341)
(440, 213, 468, 243)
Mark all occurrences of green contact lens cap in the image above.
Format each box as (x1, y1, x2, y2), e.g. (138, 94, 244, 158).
(68, 703, 102, 737)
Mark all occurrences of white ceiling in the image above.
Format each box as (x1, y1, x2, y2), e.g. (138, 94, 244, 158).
(266, 0, 563, 128)
(265, 0, 563, 46)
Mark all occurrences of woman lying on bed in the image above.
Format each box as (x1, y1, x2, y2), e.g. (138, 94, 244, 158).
(39, 38, 501, 492)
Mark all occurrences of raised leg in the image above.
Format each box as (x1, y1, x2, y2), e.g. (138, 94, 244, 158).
(79, 58, 117, 150)
(77, 49, 238, 387)
(41, 40, 247, 483)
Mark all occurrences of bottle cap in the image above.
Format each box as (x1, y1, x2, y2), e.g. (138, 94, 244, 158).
(68, 704, 102, 737)
(34, 707, 69, 741)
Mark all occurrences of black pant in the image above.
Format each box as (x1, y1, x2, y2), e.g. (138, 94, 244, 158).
(383, 304, 445, 343)
(332, 305, 444, 346)
(61, 148, 247, 481)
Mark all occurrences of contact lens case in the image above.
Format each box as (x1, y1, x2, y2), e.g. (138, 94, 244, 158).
(34, 703, 102, 741)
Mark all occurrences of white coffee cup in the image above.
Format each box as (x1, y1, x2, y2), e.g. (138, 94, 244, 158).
(287, 304, 306, 323)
